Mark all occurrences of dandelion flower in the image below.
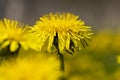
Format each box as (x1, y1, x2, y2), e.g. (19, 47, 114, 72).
(0, 18, 40, 52)
(32, 13, 92, 54)
(0, 53, 62, 80)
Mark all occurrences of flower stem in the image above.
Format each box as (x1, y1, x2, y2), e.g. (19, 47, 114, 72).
(58, 51, 64, 71)
(53, 33, 66, 80)
(53, 33, 65, 71)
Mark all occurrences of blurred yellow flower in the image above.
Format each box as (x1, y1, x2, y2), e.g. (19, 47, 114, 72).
(116, 55, 120, 64)
(32, 13, 92, 54)
(112, 33, 120, 51)
(89, 31, 112, 52)
(0, 18, 40, 52)
(0, 53, 62, 80)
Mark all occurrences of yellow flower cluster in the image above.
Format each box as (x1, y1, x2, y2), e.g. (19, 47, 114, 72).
(0, 13, 92, 54)
(0, 53, 62, 80)
(0, 18, 40, 52)
(32, 13, 92, 54)
(0, 12, 92, 80)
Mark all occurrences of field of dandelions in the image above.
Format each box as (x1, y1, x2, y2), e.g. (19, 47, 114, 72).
(0, 13, 120, 80)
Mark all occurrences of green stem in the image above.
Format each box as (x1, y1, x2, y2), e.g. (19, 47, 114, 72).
(53, 33, 66, 80)
(53, 33, 65, 72)
(58, 51, 64, 71)
(58, 51, 66, 80)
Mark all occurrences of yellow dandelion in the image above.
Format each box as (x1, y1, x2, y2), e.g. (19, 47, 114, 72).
(32, 13, 92, 54)
(0, 53, 62, 80)
(0, 18, 40, 52)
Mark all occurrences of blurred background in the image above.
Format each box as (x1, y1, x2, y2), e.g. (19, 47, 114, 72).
(0, 0, 120, 80)
(0, 0, 120, 31)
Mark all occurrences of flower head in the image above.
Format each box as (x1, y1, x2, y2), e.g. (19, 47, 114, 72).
(0, 18, 40, 52)
(32, 13, 92, 54)
(0, 53, 62, 80)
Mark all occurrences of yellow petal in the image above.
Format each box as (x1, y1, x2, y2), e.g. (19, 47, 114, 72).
(0, 40, 10, 49)
(0, 35, 7, 43)
(47, 33, 55, 52)
(71, 38, 78, 48)
(65, 33, 70, 50)
(58, 33, 65, 52)
(19, 41, 29, 50)
(10, 41, 19, 52)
